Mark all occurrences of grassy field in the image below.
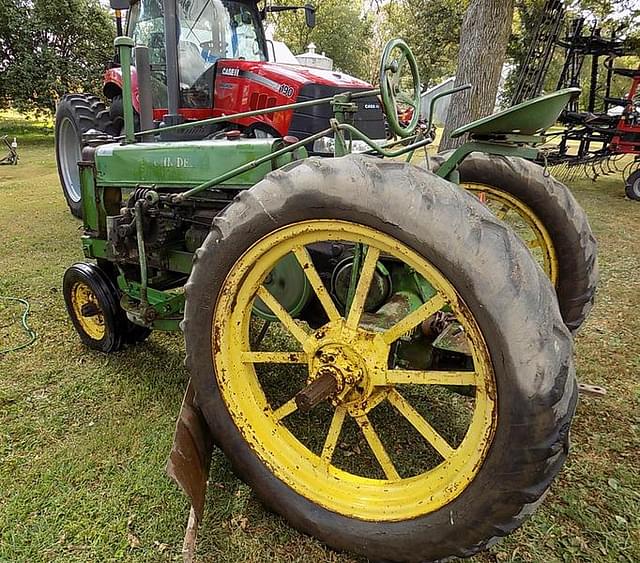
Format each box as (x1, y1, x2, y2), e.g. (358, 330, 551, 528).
(0, 114, 638, 562)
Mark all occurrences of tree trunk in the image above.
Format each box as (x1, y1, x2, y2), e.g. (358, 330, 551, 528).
(440, 0, 514, 150)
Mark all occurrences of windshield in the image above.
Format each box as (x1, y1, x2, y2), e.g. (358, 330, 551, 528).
(128, 0, 266, 107)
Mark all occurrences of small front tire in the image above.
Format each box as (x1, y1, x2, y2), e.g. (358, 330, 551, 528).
(63, 263, 127, 352)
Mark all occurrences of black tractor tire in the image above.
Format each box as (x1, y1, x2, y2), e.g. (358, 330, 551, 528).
(183, 155, 577, 562)
(55, 94, 116, 218)
(63, 262, 150, 352)
(624, 168, 640, 201)
(63, 263, 128, 353)
(109, 94, 141, 134)
(431, 152, 598, 334)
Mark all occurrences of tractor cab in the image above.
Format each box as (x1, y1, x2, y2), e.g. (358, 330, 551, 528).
(102, 0, 385, 145)
(126, 0, 268, 110)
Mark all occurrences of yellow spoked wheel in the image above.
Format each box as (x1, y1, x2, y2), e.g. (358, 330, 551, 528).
(464, 183, 559, 285)
(69, 281, 106, 340)
(214, 221, 497, 521)
(63, 262, 130, 352)
(184, 155, 577, 562)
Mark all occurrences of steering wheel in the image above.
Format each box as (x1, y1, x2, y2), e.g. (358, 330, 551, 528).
(379, 39, 421, 138)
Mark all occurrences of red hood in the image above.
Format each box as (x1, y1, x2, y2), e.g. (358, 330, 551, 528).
(239, 61, 373, 89)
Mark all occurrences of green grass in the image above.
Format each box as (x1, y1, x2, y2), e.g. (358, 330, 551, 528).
(1, 114, 639, 562)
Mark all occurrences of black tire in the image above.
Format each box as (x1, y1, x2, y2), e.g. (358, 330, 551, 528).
(183, 155, 577, 562)
(63, 262, 151, 352)
(109, 94, 141, 135)
(63, 263, 127, 353)
(625, 168, 640, 201)
(55, 94, 116, 218)
(431, 152, 598, 334)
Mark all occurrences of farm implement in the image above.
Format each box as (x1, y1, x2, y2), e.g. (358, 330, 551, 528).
(511, 0, 640, 199)
(0, 136, 18, 166)
(59, 3, 598, 560)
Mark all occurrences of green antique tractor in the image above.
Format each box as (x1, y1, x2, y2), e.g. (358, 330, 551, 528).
(61, 29, 597, 562)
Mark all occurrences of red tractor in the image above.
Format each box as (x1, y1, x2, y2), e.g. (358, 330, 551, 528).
(55, 0, 385, 217)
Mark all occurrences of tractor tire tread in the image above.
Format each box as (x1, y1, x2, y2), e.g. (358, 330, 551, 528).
(55, 93, 116, 217)
(431, 152, 598, 333)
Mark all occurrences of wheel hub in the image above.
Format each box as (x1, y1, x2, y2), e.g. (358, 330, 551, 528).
(296, 322, 389, 414)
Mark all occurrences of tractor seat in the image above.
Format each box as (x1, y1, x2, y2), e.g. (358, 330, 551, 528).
(451, 88, 581, 139)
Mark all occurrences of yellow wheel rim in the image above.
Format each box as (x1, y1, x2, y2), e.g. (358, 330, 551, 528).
(213, 220, 497, 521)
(70, 281, 106, 340)
(463, 183, 559, 286)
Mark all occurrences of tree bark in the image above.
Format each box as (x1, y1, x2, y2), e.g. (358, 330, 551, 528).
(440, 0, 514, 150)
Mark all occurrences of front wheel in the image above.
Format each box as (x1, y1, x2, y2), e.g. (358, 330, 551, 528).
(184, 156, 577, 562)
(63, 263, 150, 352)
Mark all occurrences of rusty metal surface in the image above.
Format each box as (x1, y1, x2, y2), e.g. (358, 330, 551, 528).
(166, 380, 215, 521)
(432, 321, 471, 355)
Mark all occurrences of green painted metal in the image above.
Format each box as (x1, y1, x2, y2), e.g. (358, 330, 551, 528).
(94, 138, 303, 188)
(81, 236, 108, 261)
(118, 275, 184, 331)
(435, 141, 539, 181)
(253, 254, 311, 322)
(134, 200, 149, 305)
(380, 39, 421, 138)
(79, 164, 98, 232)
(451, 87, 581, 138)
(330, 95, 358, 157)
(176, 135, 316, 199)
(81, 235, 194, 276)
(115, 36, 136, 144)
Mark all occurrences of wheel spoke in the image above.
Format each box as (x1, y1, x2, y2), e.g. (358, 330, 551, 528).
(382, 293, 447, 345)
(386, 369, 477, 386)
(292, 246, 341, 322)
(397, 91, 416, 108)
(392, 53, 406, 88)
(273, 397, 298, 421)
(527, 239, 542, 249)
(355, 414, 400, 480)
(345, 247, 381, 330)
(387, 389, 455, 459)
(256, 286, 309, 347)
(242, 351, 307, 363)
(320, 406, 347, 465)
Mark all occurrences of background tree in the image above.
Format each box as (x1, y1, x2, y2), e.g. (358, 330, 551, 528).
(0, 0, 115, 114)
(270, 0, 373, 79)
(440, 0, 515, 150)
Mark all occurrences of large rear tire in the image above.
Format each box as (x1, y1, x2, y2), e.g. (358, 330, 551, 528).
(432, 152, 598, 333)
(183, 155, 577, 562)
(55, 94, 115, 218)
